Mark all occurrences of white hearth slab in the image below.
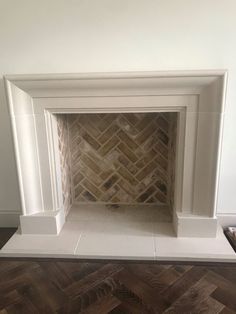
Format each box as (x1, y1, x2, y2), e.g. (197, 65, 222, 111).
(74, 220, 156, 260)
(69, 204, 172, 223)
(0, 221, 82, 256)
(0, 205, 235, 261)
(154, 223, 236, 262)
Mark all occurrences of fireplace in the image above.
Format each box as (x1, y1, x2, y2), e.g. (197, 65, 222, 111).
(4, 71, 227, 239)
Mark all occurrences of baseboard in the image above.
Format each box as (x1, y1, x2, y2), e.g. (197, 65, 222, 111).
(0, 211, 20, 227)
(217, 213, 236, 227)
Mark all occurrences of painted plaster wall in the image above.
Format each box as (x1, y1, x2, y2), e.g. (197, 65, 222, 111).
(0, 0, 236, 225)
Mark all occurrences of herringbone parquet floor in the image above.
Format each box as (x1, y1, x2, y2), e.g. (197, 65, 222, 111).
(0, 229, 236, 313)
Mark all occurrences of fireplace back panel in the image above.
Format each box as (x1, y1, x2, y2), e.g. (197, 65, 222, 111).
(56, 112, 177, 214)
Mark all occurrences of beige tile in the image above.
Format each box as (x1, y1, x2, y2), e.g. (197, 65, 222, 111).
(154, 224, 236, 261)
(1, 221, 82, 255)
(75, 220, 155, 260)
(68, 204, 172, 224)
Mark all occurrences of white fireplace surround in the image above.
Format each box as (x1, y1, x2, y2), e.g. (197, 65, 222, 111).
(4, 70, 227, 238)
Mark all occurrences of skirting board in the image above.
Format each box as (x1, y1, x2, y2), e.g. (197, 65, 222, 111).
(0, 211, 20, 227)
(217, 214, 236, 227)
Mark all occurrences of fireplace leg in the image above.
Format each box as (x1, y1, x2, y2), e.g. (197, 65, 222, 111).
(19, 209, 65, 234)
(174, 212, 218, 237)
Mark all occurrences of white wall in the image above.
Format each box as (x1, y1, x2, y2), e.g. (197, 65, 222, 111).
(0, 0, 236, 224)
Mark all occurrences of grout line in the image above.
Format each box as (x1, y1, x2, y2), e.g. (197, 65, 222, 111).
(153, 222, 158, 260)
(73, 233, 82, 255)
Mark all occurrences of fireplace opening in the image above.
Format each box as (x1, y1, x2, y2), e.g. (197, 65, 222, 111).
(55, 112, 178, 223)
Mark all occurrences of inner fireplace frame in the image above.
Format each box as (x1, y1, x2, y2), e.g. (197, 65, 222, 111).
(4, 70, 227, 237)
(48, 98, 192, 214)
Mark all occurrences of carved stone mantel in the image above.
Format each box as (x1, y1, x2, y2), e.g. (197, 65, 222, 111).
(4, 70, 227, 237)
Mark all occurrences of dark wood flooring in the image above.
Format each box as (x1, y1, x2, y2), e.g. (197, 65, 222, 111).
(0, 228, 236, 313)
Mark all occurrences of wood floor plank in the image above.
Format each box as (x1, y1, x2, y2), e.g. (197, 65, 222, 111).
(114, 269, 170, 313)
(38, 261, 73, 289)
(194, 296, 225, 314)
(5, 294, 39, 314)
(212, 288, 236, 312)
(17, 282, 54, 313)
(155, 265, 182, 286)
(24, 266, 67, 312)
(80, 294, 121, 314)
(0, 275, 32, 296)
(65, 264, 123, 298)
(125, 264, 169, 291)
(57, 261, 103, 281)
(0, 290, 21, 311)
(0, 262, 39, 282)
(112, 284, 155, 314)
(59, 276, 121, 313)
(161, 266, 207, 303)
(163, 278, 217, 313)
(205, 271, 236, 311)
(209, 266, 236, 286)
(220, 307, 236, 314)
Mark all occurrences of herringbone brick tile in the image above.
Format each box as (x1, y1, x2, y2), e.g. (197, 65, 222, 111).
(57, 113, 177, 208)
